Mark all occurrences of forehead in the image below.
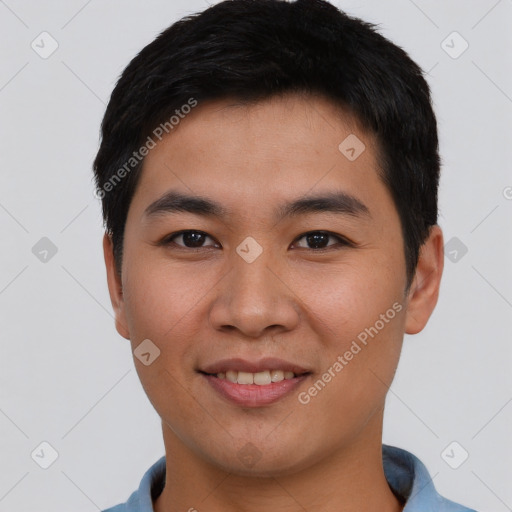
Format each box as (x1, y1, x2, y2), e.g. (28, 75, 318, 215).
(129, 93, 392, 225)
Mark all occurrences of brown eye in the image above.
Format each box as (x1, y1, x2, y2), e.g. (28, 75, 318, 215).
(293, 231, 350, 250)
(165, 230, 219, 249)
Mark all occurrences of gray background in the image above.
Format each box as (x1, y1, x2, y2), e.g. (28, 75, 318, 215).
(0, 0, 511, 510)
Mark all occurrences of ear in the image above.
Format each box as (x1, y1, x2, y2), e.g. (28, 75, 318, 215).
(103, 233, 130, 340)
(404, 225, 444, 335)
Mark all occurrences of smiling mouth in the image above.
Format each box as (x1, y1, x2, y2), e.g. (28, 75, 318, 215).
(199, 369, 312, 407)
(200, 369, 310, 385)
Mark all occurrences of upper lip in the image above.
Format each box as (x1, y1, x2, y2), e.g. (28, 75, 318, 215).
(199, 357, 311, 375)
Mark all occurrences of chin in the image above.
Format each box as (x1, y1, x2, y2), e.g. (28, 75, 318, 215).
(203, 439, 319, 478)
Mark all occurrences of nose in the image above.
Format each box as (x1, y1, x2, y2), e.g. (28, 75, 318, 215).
(208, 247, 301, 339)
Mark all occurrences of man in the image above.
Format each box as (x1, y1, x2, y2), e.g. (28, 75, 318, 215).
(94, 1, 478, 510)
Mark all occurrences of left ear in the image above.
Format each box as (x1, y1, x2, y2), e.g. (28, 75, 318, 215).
(103, 232, 131, 340)
(404, 225, 444, 335)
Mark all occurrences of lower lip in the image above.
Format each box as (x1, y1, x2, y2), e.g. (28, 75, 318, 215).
(202, 373, 310, 407)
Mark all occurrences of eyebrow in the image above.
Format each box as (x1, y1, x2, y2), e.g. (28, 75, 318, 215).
(143, 189, 371, 221)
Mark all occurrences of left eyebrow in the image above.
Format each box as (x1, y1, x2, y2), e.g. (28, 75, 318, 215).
(275, 190, 371, 221)
(142, 189, 371, 221)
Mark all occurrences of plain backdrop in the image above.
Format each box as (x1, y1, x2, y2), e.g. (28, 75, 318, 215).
(0, 1, 511, 511)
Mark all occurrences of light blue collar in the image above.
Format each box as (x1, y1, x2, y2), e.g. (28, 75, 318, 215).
(103, 444, 477, 511)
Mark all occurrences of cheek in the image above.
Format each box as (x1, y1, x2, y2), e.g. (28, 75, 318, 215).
(298, 306, 405, 443)
(292, 256, 403, 342)
(293, 259, 405, 412)
(121, 260, 211, 415)
(121, 255, 219, 392)
(123, 255, 210, 340)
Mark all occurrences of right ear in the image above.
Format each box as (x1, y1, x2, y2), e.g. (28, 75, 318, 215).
(103, 233, 130, 340)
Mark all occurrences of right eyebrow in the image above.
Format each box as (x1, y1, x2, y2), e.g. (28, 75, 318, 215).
(143, 190, 228, 220)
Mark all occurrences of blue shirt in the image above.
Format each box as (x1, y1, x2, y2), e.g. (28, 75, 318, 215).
(102, 444, 477, 511)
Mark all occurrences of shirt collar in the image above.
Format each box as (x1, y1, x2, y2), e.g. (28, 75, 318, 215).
(124, 444, 475, 512)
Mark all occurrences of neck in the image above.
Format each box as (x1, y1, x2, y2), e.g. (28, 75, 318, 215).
(154, 410, 402, 512)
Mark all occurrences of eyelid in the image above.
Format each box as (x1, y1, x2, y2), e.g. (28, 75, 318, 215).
(291, 230, 354, 249)
(161, 230, 220, 248)
(160, 229, 354, 250)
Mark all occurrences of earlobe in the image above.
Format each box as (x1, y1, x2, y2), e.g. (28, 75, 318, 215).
(103, 233, 130, 340)
(404, 225, 444, 335)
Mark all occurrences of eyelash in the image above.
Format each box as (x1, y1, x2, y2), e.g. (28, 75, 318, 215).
(159, 230, 354, 252)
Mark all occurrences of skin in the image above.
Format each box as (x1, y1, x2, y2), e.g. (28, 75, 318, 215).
(104, 93, 444, 512)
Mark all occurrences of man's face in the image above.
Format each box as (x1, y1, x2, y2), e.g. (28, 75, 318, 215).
(106, 94, 428, 475)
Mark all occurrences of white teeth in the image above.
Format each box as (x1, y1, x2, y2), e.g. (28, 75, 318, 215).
(270, 370, 284, 382)
(226, 370, 238, 383)
(237, 371, 254, 385)
(216, 369, 298, 385)
(253, 371, 272, 385)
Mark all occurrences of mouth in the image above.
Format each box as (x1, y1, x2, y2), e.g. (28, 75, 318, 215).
(198, 358, 312, 407)
(200, 369, 306, 385)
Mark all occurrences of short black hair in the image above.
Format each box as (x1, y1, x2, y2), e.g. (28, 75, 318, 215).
(93, 0, 440, 290)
